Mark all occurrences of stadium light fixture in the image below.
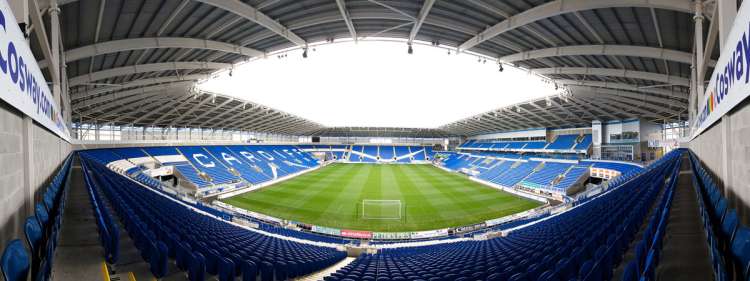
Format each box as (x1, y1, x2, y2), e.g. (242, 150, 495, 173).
(407, 43, 413, 54)
(302, 48, 308, 58)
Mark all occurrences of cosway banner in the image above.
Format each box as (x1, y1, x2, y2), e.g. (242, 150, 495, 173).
(693, 1, 750, 139)
(0, 1, 70, 141)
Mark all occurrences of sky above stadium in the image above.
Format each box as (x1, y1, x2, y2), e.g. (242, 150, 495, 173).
(198, 40, 557, 128)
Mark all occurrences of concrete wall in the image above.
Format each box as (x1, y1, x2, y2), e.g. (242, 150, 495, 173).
(0, 100, 71, 264)
(689, 99, 750, 225)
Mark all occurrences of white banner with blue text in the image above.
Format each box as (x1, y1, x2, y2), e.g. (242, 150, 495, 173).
(0, 0, 70, 141)
(692, 1, 750, 139)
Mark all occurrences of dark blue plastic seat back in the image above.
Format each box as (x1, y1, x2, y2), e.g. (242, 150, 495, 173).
(635, 241, 647, 272)
(487, 273, 502, 281)
(35, 203, 49, 228)
(731, 227, 750, 278)
(24, 217, 43, 258)
(218, 257, 235, 281)
(538, 270, 558, 281)
(508, 272, 529, 281)
(621, 261, 638, 281)
(242, 260, 258, 281)
(189, 252, 206, 281)
(149, 241, 169, 278)
(722, 210, 739, 242)
(578, 260, 593, 279)
(1, 240, 30, 281)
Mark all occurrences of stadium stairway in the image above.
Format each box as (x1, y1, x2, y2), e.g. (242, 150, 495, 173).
(50, 158, 103, 281)
(295, 257, 356, 281)
(53, 157, 184, 281)
(613, 151, 713, 281)
(654, 152, 713, 280)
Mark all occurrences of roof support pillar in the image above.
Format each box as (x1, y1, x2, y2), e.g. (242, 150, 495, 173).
(693, 1, 705, 120)
(717, 0, 737, 49)
(49, 1, 62, 115)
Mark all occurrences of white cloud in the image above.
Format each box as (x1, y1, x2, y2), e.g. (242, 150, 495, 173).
(197, 40, 557, 128)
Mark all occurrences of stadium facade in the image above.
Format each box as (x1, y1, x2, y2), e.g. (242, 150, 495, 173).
(0, 0, 749, 281)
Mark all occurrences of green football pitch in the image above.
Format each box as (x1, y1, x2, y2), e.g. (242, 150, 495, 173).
(221, 163, 542, 232)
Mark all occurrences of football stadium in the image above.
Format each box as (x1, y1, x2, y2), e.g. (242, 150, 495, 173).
(1, 0, 749, 281)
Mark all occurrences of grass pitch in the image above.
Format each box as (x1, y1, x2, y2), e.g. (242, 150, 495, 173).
(222, 163, 541, 232)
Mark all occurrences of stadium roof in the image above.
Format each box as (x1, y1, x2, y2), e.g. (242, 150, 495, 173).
(43, 0, 713, 136)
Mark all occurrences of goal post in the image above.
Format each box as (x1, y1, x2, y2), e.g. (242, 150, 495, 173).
(361, 199, 403, 220)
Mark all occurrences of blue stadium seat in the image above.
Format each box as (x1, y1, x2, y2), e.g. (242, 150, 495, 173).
(189, 252, 206, 281)
(34, 203, 49, 232)
(24, 216, 43, 274)
(218, 257, 235, 281)
(722, 210, 739, 244)
(731, 227, 750, 278)
(621, 261, 638, 281)
(1, 240, 30, 281)
(79, 153, 345, 280)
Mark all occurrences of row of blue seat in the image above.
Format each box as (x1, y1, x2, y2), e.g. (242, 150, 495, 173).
(80, 157, 120, 265)
(546, 135, 579, 150)
(86, 145, 320, 190)
(460, 135, 592, 152)
(522, 162, 572, 186)
(689, 151, 750, 281)
(1, 153, 73, 281)
(324, 150, 682, 281)
(620, 152, 681, 281)
(554, 167, 588, 190)
(79, 154, 347, 280)
(334, 145, 434, 162)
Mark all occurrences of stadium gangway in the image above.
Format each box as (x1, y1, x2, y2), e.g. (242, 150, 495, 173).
(1, 154, 74, 281)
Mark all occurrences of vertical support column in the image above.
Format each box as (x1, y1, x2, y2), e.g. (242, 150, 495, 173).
(694, 1, 705, 104)
(721, 115, 732, 200)
(21, 117, 34, 216)
(48, 1, 62, 111)
(8, 0, 28, 36)
(591, 120, 602, 159)
(718, 0, 737, 48)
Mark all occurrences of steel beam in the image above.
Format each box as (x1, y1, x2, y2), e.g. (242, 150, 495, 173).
(556, 80, 686, 101)
(38, 37, 264, 68)
(408, 0, 436, 44)
(72, 74, 208, 100)
(166, 95, 219, 127)
(336, 0, 358, 41)
(567, 85, 687, 108)
(533, 67, 690, 86)
(193, 0, 306, 46)
(499, 45, 714, 67)
(72, 82, 192, 111)
(459, 0, 693, 51)
(69, 62, 229, 87)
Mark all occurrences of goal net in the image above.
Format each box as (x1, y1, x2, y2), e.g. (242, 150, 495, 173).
(361, 199, 403, 220)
